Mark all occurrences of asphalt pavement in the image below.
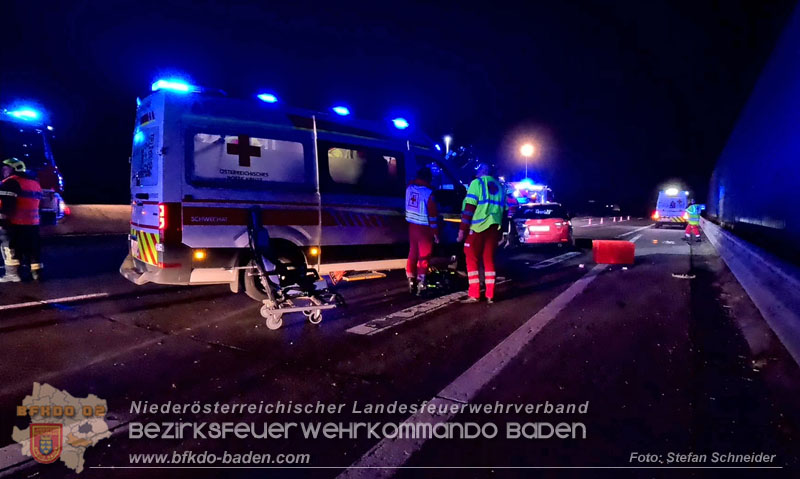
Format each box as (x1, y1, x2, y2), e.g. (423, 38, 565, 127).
(0, 218, 798, 478)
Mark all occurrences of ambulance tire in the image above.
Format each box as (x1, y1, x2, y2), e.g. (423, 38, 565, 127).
(243, 243, 308, 301)
(654, 223, 662, 229)
(244, 259, 271, 302)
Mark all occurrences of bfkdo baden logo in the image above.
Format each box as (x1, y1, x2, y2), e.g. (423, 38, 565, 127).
(11, 383, 111, 474)
(30, 423, 63, 464)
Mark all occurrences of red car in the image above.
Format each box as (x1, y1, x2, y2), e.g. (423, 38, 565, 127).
(512, 203, 574, 248)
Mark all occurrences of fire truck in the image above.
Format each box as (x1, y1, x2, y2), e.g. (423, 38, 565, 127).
(0, 105, 67, 224)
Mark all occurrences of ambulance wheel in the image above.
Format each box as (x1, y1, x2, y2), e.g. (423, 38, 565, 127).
(244, 261, 271, 302)
(654, 223, 661, 229)
(304, 309, 323, 324)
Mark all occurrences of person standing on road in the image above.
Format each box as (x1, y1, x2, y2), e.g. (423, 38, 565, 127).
(456, 163, 507, 304)
(684, 199, 702, 243)
(405, 167, 439, 295)
(0, 158, 43, 282)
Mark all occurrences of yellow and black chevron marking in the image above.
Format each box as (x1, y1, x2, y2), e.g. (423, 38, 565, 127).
(661, 216, 687, 223)
(132, 228, 160, 265)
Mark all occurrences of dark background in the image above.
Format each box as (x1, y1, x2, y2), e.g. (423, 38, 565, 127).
(0, 0, 794, 213)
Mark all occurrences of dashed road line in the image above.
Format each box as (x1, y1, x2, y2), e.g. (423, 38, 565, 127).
(0, 293, 110, 312)
(347, 279, 510, 336)
(615, 224, 653, 238)
(337, 264, 607, 479)
(529, 251, 581, 269)
(628, 234, 643, 244)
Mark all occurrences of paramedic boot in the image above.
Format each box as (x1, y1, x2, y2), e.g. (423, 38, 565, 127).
(407, 277, 418, 295)
(695, 236, 702, 243)
(0, 265, 21, 283)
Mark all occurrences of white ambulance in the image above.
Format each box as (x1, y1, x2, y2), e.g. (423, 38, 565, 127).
(652, 187, 689, 228)
(120, 79, 464, 300)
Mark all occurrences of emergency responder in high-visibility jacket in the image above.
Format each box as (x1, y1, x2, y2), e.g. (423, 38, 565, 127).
(456, 163, 507, 303)
(0, 158, 43, 282)
(684, 199, 702, 243)
(405, 167, 439, 295)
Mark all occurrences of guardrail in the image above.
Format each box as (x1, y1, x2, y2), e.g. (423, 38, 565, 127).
(41, 204, 130, 237)
(702, 217, 800, 368)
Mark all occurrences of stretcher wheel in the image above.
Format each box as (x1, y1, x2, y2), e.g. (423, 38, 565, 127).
(305, 309, 323, 324)
(260, 306, 283, 330)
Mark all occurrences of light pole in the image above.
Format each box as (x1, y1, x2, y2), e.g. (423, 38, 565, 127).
(443, 135, 452, 155)
(520, 143, 535, 178)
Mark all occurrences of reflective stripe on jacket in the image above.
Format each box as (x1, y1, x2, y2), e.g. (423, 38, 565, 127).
(405, 182, 438, 231)
(460, 175, 507, 233)
(686, 204, 701, 226)
(2, 176, 42, 225)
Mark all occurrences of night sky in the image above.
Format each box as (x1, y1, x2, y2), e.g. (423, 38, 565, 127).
(1, 0, 794, 212)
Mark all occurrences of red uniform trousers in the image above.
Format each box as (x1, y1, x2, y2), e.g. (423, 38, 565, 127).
(685, 224, 700, 236)
(407, 223, 434, 280)
(464, 227, 500, 299)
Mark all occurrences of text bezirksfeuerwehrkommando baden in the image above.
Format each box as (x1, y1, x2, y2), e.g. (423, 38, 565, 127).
(130, 400, 589, 416)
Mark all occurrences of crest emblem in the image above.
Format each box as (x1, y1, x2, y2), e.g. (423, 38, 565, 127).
(30, 423, 62, 464)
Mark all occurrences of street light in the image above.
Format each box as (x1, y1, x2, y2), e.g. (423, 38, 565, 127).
(520, 143, 535, 178)
(443, 135, 452, 155)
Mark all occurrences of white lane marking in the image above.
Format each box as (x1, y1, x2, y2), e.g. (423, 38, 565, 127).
(529, 251, 581, 269)
(0, 293, 110, 312)
(347, 279, 510, 336)
(615, 224, 653, 238)
(338, 264, 607, 479)
(628, 234, 643, 244)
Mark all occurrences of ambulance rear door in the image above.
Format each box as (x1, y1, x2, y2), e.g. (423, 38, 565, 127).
(129, 94, 165, 267)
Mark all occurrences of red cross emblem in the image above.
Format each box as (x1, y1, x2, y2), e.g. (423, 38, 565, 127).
(226, 135, 261, 167)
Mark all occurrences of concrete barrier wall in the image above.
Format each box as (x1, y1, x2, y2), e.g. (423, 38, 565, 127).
(41, 205, 130, 237)
(702, 217, 800, 367)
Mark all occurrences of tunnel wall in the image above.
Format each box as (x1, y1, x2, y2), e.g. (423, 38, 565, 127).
(707, 3, 800, 261)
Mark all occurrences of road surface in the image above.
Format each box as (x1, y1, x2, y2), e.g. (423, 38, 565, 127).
(0, 218, 798, 478)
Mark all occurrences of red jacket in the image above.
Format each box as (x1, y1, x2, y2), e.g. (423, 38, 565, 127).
(0, 174, 43, 225)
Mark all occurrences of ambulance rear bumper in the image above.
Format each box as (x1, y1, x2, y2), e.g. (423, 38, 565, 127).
(119, 254, 187, 285)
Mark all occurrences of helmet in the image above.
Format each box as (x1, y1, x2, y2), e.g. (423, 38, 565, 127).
(2, 158, 26, 173)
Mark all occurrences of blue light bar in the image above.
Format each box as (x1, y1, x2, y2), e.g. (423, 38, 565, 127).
(151, 78, 199, 93)
(257, 93, 278, 103)
(332, 106, 350, 116)
(6, 108, 40, 121)
(392, 117, 409, 129)
(133, 129, 145, 145)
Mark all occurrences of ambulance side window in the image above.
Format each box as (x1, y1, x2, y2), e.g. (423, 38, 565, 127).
(319, 141, 405, 196)
(189, 133, 307, 188)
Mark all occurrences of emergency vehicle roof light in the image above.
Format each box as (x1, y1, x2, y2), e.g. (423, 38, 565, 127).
(435, 144, 441, 151)
(332, 106, 350, 116)
(665, 187, 679, 196)
(151, 78, 200, 94)
(133, 129, 145, 145)
(392, 117, 409, 129)
(257, 93, 278, 103)
(5, 108, 40, 121)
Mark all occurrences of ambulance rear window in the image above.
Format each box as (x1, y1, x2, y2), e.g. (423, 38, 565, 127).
(191, 133, 306, 187)
(131, 129, 158, 187)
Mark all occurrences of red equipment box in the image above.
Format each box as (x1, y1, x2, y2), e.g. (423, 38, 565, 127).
(592, 240, 635, 265)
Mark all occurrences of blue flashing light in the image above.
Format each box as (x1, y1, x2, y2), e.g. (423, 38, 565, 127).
(392, 117, 409, 129)
(434, 144, 441, 151)
(6, 108, 40, 121)
(332, 106, 350, 116)
(133, 129, 145, 145)
(151, 78, 198, 94)
(257, 93, 278, 103)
